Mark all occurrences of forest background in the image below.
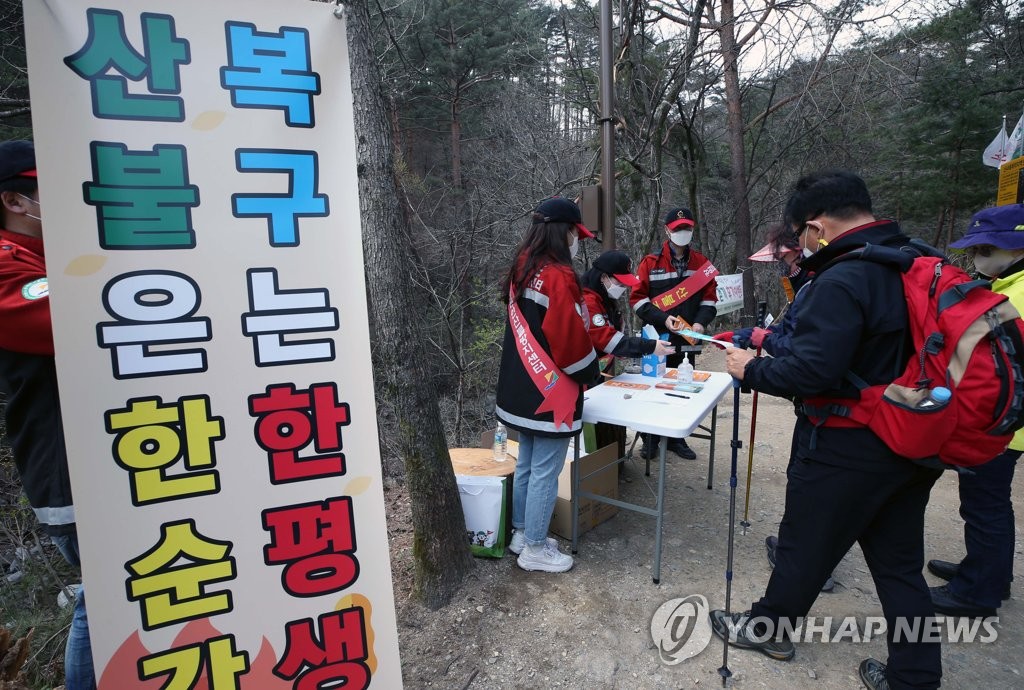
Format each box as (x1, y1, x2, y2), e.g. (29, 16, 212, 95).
(0, 0, 1022, 686)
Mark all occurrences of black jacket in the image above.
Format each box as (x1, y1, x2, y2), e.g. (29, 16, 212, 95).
(496, 262, 599, 437)
(0, 350, 75, 535)
(744, 220, 914, 471)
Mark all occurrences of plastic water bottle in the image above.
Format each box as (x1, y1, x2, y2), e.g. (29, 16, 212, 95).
(678, 358, 694, 384)
(493, 421, 508, 462)
(917, 386, 951, 409)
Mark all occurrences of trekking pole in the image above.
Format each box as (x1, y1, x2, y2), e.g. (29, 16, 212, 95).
(740, 300, 769, 535)
(718, 378, 743, 687)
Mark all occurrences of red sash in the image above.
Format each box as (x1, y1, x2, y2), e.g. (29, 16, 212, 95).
(508, 286, 580, 430)
(650, 260, 719, 311)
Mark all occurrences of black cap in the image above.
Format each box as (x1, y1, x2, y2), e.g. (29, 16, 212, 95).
(593, 250, 640, 286)
(0, 140, 36, 186)
(535, 197, 595, 238)
(664, 207, 695, 230)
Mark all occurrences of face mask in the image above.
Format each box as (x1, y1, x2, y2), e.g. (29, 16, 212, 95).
(670, 229, 693, 246)
(801, 247, 814, 259)
(973, 249, 1021, 278)
(605, 281, 626, 299)
(17, 193, 41, 221)
(569, 235, 579, 259)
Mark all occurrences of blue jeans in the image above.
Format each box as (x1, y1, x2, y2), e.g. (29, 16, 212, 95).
(52, 532, 96, 690)
(512, 433, 571, 545)
(949, 448, 1020, 609)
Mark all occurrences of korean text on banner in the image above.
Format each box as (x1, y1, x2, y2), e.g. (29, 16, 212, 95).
(23, 1, 402, 688)
(714, 274, 744, 315)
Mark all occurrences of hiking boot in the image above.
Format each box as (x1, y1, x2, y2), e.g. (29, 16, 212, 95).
(927, 559, 1010, 600)
(640, 434, 660, 460)
(766, 535, 835, 592)
(708, 609, 795, 661)
(508, 529, 556, 555)
(517, 540, 574, 573)
(667, 437, 697, 459)
(858, 658, 889, 690)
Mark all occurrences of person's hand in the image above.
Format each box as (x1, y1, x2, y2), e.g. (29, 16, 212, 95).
(711, 331, 734, 350)
(665, 315, 684, 333)
(690, 323, 705, 334)
(726, 348, 756, 381)
(654, 339, 676, 356)
(750, 327, 770, 349)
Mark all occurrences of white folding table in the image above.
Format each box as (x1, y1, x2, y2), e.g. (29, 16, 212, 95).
(571, 370, 734, 583)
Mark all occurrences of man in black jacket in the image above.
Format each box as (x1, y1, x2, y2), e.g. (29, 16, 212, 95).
(710, 171, 942, 690)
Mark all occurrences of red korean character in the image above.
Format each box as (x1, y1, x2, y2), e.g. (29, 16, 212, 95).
(263, 497, 358, 597)
(249, 382, 350, 483)
(274, 608, 369, 690)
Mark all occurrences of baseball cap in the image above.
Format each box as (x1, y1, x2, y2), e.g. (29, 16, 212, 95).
(664, 207, 695, 231)
(950, 205, 1024, 251)
(535, 197, 595, 238)
(593, 250, 640, 286)
(0, 140, 37, 185)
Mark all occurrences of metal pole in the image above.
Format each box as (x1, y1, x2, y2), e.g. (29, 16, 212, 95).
(718, 380, 742, 686)
(599, 0, 615, 250)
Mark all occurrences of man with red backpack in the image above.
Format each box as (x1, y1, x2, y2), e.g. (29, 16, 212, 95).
(710, 171, 944, 690)
(926, 205, 1024, 618)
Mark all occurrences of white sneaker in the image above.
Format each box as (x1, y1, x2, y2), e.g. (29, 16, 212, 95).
(508, 529, 557, 555)
(516, 540, 574, 573)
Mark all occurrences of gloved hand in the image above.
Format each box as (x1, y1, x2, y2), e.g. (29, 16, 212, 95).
(750, 327, 770, 349)
(731, 327, 754, 349)
(711, 331, 734, 350)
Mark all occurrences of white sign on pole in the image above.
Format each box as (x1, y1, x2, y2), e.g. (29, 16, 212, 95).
(24, 0, 403, 687)
(714, 274, 744, 315)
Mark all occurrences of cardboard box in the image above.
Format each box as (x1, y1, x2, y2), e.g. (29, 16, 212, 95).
(549, 442, 619, 539)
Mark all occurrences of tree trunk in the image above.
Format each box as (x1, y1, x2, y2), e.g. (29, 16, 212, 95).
(342, 0, 473, 608)
(718, 0, 755, 318)
(451, 95, 463, 189)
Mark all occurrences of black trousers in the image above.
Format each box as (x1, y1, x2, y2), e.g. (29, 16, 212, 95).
(949, 448, 1020, 608)
(749, 456, 943, 689)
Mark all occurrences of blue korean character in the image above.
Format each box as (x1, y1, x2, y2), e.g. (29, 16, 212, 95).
(64, 9, 190, 122)
(220, 22, 321, 127)
(83, 142, 200, 250)
(232, 150, 329, 247)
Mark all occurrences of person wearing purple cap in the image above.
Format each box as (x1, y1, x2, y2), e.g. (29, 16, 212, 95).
(0, 139, 96, 689)
(926, 204, 1024, 618)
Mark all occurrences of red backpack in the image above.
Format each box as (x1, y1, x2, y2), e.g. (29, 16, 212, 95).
(803, 243, 1024, 467)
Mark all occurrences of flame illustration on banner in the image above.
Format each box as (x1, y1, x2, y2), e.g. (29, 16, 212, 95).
(99, 595, 376, 690)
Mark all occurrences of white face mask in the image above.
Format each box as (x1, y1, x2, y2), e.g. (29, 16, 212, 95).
(974, 249, 1022, 278)
(569, 235, 579, 259)
(801, 247, 814, 259)
(17, 193, 41, 221)
(670, 229, 693, 246)
(605, 280, 626, 299)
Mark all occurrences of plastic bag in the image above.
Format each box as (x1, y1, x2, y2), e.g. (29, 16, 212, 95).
(456, 475, 507, 557)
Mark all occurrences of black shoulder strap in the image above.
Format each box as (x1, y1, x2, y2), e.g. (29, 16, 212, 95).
(818, 242, 915, 274)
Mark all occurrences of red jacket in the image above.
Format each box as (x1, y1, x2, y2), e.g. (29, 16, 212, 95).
(0, 230, 52, 355)
(496, 262, 599, 437)
(630, 242, 717, 341)
(582, 287, 656, 359)
(0, 228, 73, 535)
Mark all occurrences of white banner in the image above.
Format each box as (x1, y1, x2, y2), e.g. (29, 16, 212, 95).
(714, 274, 744, 315)
(24, 1, 402, 687)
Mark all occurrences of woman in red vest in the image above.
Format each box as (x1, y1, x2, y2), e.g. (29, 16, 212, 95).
(496, 197, 600, 573)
